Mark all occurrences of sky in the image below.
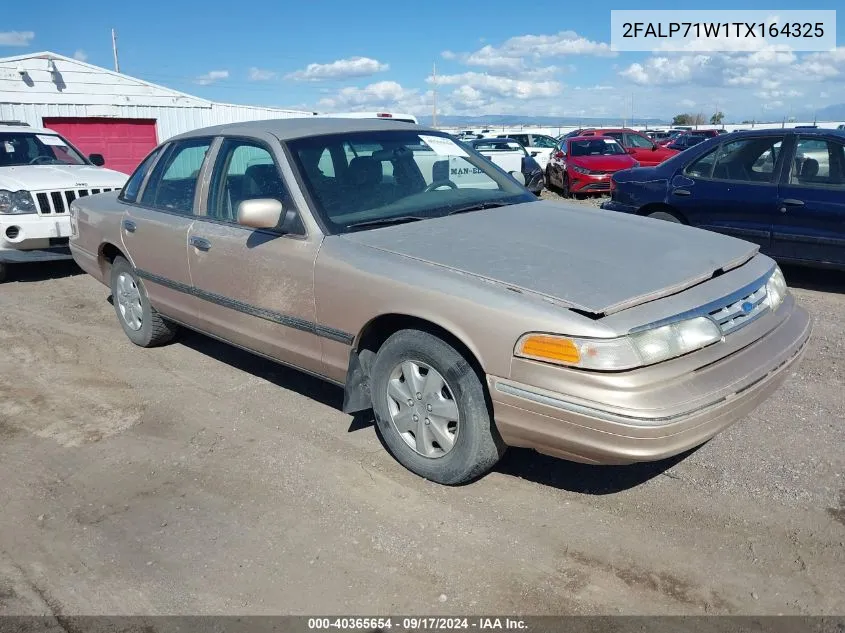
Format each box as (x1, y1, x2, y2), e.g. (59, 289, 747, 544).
(1, 0, 843, 122)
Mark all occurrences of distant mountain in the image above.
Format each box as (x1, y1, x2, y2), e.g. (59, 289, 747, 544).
(419, 114, 667, 128)
(793, 102, 845, 123)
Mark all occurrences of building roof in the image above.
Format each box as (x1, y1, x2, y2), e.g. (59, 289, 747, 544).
(171, 117, 428, 141)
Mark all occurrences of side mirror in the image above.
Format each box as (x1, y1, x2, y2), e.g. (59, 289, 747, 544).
(651, 144, 658, 151)
(626, 147, 637, 155)
(89, 153, 105, 166)
(554, 151, 564, 159)
(237, 198, 284, 229)
(530, 151, 539, 157)
(508, 171, 526, 186)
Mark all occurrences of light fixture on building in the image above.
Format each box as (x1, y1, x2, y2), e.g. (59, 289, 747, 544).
(46, 58, 58, 73)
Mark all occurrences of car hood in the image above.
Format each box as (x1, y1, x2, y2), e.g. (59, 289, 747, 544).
(0, 165, 128, 191)
(570, 154, 637, 171)
(342, 200, 758, 315)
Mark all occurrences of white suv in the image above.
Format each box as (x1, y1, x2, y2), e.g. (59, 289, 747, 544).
(0, 124, 129, 282)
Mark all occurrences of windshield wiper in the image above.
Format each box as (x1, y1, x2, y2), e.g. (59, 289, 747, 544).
(446, 200, 513, 216)
(345, 215, 426, 231)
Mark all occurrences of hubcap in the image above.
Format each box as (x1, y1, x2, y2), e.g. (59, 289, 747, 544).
(386, 360, 460, 458)
(116, 272, 143, 331)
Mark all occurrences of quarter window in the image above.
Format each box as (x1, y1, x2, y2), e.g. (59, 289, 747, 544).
(141, 138, 212, 213)
(207, 139, 291, 223)
(120, 148, 160, 203)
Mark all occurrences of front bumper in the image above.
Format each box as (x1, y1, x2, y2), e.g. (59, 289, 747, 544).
(488, 297, 811, 464)
(569, 172, 611, 193)
(600, 198, 638, 214)
(0, 214, 73, 263)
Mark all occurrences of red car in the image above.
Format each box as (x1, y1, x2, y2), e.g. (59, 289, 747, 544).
(545, 136, 639, 198)
(657, 129, 723, 147)
(577, 128, 678, 166)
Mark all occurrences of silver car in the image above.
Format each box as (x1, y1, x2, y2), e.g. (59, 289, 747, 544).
(69, 119, 811, 484)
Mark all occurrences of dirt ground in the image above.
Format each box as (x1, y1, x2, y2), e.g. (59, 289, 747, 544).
(0, 231, 843, 616)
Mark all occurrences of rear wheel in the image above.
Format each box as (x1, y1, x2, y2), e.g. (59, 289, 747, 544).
(370, 329, 506, 485)
(110, 256, 178, 347)
(647, 210, 682, 223)
(0, 263, 7, 283)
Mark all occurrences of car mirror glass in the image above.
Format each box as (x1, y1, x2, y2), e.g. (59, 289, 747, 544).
(508, 171, 526, 186)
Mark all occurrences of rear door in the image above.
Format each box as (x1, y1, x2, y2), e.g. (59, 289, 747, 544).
(771, 135, 845, 266)
(186, 136, 324, 376)
(122, 138, 212, 324)
(669, 135, 785, 250)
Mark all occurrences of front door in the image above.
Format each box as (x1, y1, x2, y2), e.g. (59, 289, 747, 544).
(122, 138, 212, 325)
(772, 135, 845, 266)
(672, 135, 785, 251)
(187, 137, 324, 376)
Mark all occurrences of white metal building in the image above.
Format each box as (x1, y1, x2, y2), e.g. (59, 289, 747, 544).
(0, 51, 314, 173)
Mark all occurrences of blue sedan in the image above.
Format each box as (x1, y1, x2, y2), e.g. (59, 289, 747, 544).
(602, 128, 845, 270)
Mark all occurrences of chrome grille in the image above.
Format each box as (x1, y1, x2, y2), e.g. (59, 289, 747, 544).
(709, 284, 768, 335)
(32, 188, 115, 214)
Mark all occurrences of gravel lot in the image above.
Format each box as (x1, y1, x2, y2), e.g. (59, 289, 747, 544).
(0, 212, 843, 616)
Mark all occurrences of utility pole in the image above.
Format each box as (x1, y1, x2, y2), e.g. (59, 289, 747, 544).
(432, 62, 437, 128)
(630, 94, 634, 128)
(111, 29, 120, 73)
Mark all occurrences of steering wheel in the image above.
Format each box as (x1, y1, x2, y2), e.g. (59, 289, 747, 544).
(29, 156, 55, 165)
(424, 180, 458, 192)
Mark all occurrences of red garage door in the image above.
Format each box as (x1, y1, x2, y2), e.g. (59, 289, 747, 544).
(42, 117, 158, 175)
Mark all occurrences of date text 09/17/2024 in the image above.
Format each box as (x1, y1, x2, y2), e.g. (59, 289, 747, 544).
(307, 618, 528, 630)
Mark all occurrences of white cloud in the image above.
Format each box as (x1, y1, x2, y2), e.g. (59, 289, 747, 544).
(73, 49, 88, 62)
(317, 80, 427, 112)
(248, 67, 277, 81)
(0, 31, 34, 46)
(194, 70, 229, 85)
(286, 57, 389, 82)
(431, 71, 562, 100)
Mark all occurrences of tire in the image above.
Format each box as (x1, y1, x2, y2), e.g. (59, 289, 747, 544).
(370, 329, 506, 485)
(0, 263, 7, 284)
(110, 256, 178, 347)
(544, 167, 554, 190)
(647, 210, 682, 223)
(561, 174, 572, 198)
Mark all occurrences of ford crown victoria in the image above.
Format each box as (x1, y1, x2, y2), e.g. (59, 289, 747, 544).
(69, 119, 810, 484)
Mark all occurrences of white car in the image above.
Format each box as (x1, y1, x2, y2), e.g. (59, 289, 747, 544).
(0, 124, 128, 282)
(496, 133, 559, 169)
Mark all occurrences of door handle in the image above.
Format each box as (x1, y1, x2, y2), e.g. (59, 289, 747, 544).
(122, 219, 136, 233)
(672, 189, 691, 197)
(189, 236, 212, 251)
(779, 199, 805, 213)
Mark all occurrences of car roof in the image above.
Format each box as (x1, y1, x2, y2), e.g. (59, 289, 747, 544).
(0, 124, 54, 134)
(170, 117, 434, 142)
(567, 136, 621, 143)
(719, 127, 845, 139)
(580, 128, 634, 134)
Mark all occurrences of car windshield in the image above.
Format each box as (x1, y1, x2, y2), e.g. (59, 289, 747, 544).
(0, 132, 87, 167)
(569, 139, 625, 156)
(287, 130, 535, 234)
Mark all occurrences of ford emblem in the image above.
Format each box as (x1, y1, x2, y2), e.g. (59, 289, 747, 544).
(741, 301, 754, 315)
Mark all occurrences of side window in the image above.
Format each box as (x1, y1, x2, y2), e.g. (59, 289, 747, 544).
(208, 138, 291, 223)
(751, 141, 782, 176)
(606, 132, 625, 145)
(790, 137, 845, 188)
(627, 133, 653, 149)
(533, 136, 558, 149)
(685, 146, 718, 178)
(141, 138, 211, 213)
(120, 148, 161, 203)
(710, 137, 783, 183)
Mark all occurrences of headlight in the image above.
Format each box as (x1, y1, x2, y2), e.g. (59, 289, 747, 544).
(569, 165, 591, 175)
(765, 266, 787, 311)
(0, 189, 36, 215)
(516, 316, 723, 371)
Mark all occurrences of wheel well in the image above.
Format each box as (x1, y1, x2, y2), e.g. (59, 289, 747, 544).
(341, 314, 486, 414)
(637, 203, 687, 224)
(98, 242, 126, 277)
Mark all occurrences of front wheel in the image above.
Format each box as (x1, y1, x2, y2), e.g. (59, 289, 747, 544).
(370, 329, 506, 485)
(110, 256, 178, 347)
(561, 174, 572, 198)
